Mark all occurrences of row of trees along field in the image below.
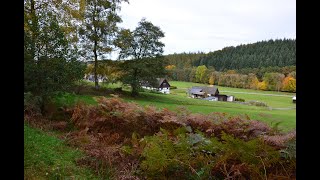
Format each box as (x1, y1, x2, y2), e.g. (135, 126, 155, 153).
(166, 65, 296, 92)
(165, 39, 295, 70)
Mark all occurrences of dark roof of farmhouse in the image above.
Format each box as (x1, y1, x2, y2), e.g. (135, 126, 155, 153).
(189, 86, 219, 95)
(205, 86, 219, 95)
(189, 87, 204, 95)
(141, 78, 170, 88)
(156, 78, 165, 86)
(156, 78, 170, 87)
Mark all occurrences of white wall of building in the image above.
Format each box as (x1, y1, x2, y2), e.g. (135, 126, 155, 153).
(227, 96, 234, 102)
(159, 87, 170, 94)
(141, 86, 170, 94)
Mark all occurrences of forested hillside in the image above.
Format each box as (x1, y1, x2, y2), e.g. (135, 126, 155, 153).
(164, 39, 296, 92)
(164, 52, 207, 69)
(165, 38, 296, 70)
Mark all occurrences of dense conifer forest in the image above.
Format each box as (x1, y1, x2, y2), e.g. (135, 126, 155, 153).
(165, 38, 295, 70)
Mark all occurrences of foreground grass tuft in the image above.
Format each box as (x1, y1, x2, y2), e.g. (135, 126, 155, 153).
(24, 124, 105, 179)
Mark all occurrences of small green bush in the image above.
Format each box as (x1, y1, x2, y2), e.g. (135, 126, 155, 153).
(135, 128, 289, 179)
(24, 92, 43, 116)
(280, 138, 296, 159)
(235, 97, 245, 102)
(24, 57, 86, 98)
(139, 128, 217, 179)
(170, 86, 177, 89)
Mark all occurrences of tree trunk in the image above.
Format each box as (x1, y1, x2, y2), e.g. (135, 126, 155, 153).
(131, 83, 139, 97)
(30, 0, 37, 60)
(93, 40, 99, 89)
(92, 4, 99, 90)
(131, 68, 139, 96)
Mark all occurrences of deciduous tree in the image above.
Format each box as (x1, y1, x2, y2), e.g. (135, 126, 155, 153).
(79, 0, 127, 89)
(195, 65, 208, 83)
(247, 73, 259, 89)
(165, 65, 176, 80)
(282, 76, 296, 92)
(257, 81, 268, 91)
(263, 72, 285, 91)
(24, 0, 86, 101)
(288, 71, 296, 79)
(116, 18, 165, 96)
(208, 74, 215, 85)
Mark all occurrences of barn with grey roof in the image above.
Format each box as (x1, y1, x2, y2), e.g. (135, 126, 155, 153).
(188, 86, 234, 102)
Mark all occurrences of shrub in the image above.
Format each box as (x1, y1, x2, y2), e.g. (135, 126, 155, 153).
(263, 131, 296, 149)
(66, 97, 295, 179)
(24, 58, 86, 99)
(235, 98, 245, 102)
(70, 98, 164, 139)
(134, 129, 293, 179)
(73, 80, 90, 95)
(138, 128, 218, 179)
(170, 86, 177, 89)
(69, 97, 287, 143)
(24, 92, 43, 116)
(210, 132, 283, 179)
(280, 138, 296, 159)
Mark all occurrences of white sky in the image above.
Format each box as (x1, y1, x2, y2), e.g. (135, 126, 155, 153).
(110, 0, 295, 58)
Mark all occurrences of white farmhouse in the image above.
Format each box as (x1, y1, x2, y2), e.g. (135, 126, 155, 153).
(141, 78, 171, 94)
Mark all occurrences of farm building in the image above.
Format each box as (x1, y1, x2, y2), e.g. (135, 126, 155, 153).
(216, 94, 228, 101)
(141, 78, 171, 94)
(227, 95, 235, 102)
(188, 86, 234, 102)
(292, 96, 296, 103)
(188, 86, 219, 98)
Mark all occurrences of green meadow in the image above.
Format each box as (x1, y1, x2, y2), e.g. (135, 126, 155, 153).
(170, 81, 296, 108)
(54, 81, 296, 131)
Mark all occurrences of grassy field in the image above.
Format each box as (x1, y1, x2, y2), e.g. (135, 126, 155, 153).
(54, 80, 296, 131)
(54, 92, 98, 107)
(170, 81, 295, 95)
(24, 124, 108, 179)
(123, 92, 295, 131)
(170, 81, 296, 108)
(162, 81, 295, 131)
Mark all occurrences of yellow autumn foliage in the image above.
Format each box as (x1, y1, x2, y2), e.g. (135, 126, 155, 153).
(257, 81, 267, 91)
(282, 77, 296, 92)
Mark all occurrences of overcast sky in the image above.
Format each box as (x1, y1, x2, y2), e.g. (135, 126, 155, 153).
(111, 0, 295, 58)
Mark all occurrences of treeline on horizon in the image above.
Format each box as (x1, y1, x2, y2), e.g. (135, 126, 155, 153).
(163, 39, 296, 92)
(164, 38, 296, 70)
